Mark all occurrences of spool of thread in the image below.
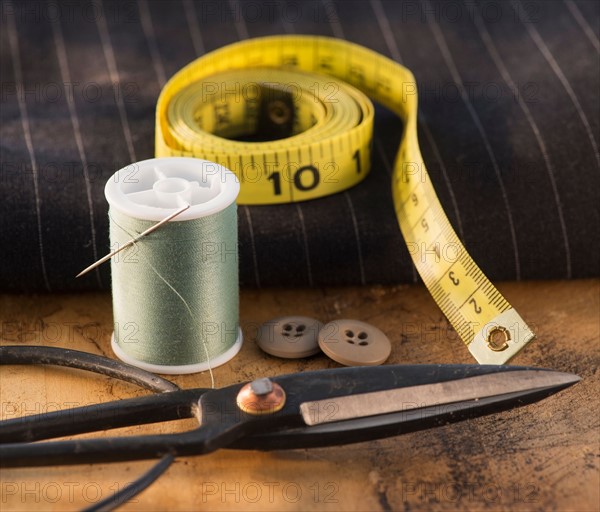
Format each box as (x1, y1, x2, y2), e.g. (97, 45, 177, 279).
(104, 157, 242, 375)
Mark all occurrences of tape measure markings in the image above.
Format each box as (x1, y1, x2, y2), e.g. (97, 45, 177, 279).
(156, 35, 535, 364)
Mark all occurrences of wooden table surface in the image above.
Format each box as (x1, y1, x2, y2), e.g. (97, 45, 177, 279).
(1, 280, 598, 511)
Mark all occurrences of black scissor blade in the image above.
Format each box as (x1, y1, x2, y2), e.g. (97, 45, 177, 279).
(232, 364, 580, 450)
(299, 369, 580, 426)
(273, 364, 579, 408)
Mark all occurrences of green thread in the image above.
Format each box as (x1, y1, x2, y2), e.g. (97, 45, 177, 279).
(109, 203, 239, 368)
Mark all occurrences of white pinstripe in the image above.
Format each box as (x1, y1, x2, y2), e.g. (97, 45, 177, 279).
(512, 0, 600, 170)
(243, 206, 261, 287)
(275, 1, 317, 287)
(564, 0, 600, 53)
(322, 0, 344, 39)
(229, 0, 249, 40)
(138, 0, 167, 88)
(280, 8, 295, 35)
(6, 4, 51, 291)
(124, 0, 256, 298)
(419, 113, 466, 241)
(470, 1, 572, 278)
(370, 0, 402, 62)
(372, 0, 465, 258)
(374, 138, 393, 177)
(319, 0, 368, 283)
(178, 0, 278, 288)
(233, 0, 366, 285)
(182, 0, 205, 56)
(226, 0, 268, 287)
(295, 204, 314, 286)
(343, 192, 367, 285)
(95, 0, 136, 162)
(423, 0, 522, 280)
(372, 0, 465, 240)
(375, 139, 419, 283)
(51, 16, 102, 287)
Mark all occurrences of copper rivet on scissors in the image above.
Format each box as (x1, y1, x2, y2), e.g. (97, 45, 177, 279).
(236, 378, 286, 415)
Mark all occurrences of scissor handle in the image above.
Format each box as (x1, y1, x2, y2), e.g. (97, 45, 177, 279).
(0, 345, 195, 443)
(0, 345, 179, 392)
(0, 388, 205, 443)
(0, 382, 303, 467)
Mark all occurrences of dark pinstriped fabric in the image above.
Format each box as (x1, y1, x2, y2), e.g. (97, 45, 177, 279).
(1, 0, 598, 291)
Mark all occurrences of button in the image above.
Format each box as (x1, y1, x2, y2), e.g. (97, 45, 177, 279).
(318, 319, 391, 366)
(257, 316, 323, 358)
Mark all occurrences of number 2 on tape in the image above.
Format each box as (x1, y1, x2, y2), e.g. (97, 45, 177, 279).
(156, 35, 535, 364)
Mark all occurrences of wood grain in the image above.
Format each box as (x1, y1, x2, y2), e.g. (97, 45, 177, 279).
(1, 280, 598, 511)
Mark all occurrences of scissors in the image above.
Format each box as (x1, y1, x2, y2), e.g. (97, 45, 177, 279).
(0, 345, 580, 509)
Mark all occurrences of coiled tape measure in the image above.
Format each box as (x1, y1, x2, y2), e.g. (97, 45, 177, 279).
(156, 35, 535, 364)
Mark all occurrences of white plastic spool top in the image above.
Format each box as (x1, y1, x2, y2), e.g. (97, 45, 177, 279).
(105, 157, 243, 374)
(105, 157, 240, 221)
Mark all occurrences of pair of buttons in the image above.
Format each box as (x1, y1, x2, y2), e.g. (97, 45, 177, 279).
(256, 316, 391, 366)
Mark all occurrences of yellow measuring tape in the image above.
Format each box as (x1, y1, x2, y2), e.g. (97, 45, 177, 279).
(156, 35, 534, 364)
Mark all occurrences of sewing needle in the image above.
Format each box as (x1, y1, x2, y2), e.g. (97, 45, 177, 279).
(76, 204, 190, 278)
